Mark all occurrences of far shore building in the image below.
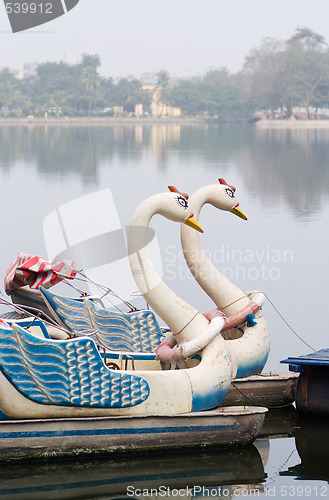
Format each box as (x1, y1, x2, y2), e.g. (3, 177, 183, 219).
(139, 85, 181, 118)
(150, 86, 181, 118)
(113, 106, 124, 116)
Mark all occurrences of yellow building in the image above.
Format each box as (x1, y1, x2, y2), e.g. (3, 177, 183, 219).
(113, 106, 124, 116)
(142, 85, 181, 118)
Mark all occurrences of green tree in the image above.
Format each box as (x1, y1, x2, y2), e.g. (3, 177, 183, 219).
(156, 70, 171, 116)
(39, 90, 67, 118)
(285, 28, 329, 118)
(171, 80, 202, 115)
(79, 53, 101, 72)
(81, 66, 100, 117)
(241, 28, 329, 119)
(242, 38, 287, 117)
(35, 62, 79, 95)
(112, 79, 144, 112)
(287, 27, 327, 51)
(78, 54, 102, 116)
(11, 90, 26, 117)
(0, 69, 21, 116)
(200, 69, 246, 119)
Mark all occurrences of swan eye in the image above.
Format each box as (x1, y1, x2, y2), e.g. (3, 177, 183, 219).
(176, 195, 188, 210)
(225, 188, 235, 199)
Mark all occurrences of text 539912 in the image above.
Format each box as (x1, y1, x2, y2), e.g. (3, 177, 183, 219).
(5, 3, 53, 14)
(265, 485, 328, 496)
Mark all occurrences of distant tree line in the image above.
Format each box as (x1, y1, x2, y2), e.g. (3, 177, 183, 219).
(0, 54, 151, 119)
(171, 28, 329, 120)
(1, 27, 329, 120)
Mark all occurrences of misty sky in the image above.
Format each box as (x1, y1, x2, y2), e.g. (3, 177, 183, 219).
(1, 0, 329, 79)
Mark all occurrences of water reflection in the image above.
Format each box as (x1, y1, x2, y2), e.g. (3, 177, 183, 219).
(241, 128, 329, 216)
(260, 405, 297, 439)
(281, 417, 329, 483)
(1, 124, 328, 215)
(0, 445, 266, 500)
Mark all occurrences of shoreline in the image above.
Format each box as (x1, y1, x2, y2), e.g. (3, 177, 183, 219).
(254, 119, 329, 129)
(2, 116, 329, 128)
(0, 116, 207, 126)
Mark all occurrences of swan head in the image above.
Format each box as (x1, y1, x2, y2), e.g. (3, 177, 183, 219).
(201, 178, 247, 220)
(158, 187, 204, 232)
(169, 180, 247, 221)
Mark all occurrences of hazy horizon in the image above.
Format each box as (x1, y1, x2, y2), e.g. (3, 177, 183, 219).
(1, 0, 329, 80)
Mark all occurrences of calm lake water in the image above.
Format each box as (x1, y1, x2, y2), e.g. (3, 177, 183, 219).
(0, 122, 328, 498)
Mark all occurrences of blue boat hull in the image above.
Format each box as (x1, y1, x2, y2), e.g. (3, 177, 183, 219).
(0, 406, 267, 461)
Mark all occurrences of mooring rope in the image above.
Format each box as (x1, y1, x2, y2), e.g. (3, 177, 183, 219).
(263, 292, 316, 352)
(221, 290, 316, 352)
(231, 381, 258, 405)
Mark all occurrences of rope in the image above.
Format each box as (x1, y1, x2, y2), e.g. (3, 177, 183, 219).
(231, 378, 296, 409)
(263, 292, 316, 352)
(222, 290, 316, 352)
(174, 311, 199, 336)
(221, 294, 248, 310)
(231, 381, 258, 405)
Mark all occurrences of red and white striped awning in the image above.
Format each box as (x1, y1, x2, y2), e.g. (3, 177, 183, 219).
(4, 253, 78, 295)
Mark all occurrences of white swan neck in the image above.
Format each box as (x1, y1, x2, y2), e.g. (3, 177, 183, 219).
(128, 193, 209, 342)
(181, 188, 251, 315)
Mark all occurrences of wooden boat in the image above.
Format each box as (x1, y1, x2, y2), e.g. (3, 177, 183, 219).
(0, 406, 267, 461)
(281, 350, 329, 416)
(0, 443, 266, 499)
(223, 372, 299, 408)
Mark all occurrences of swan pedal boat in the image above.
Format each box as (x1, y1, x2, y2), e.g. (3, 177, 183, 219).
(0, 318, 268, 460)
(4, 182, 297, 410)
(0, 188, 270, 459)
(1, 294, 298, 410)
